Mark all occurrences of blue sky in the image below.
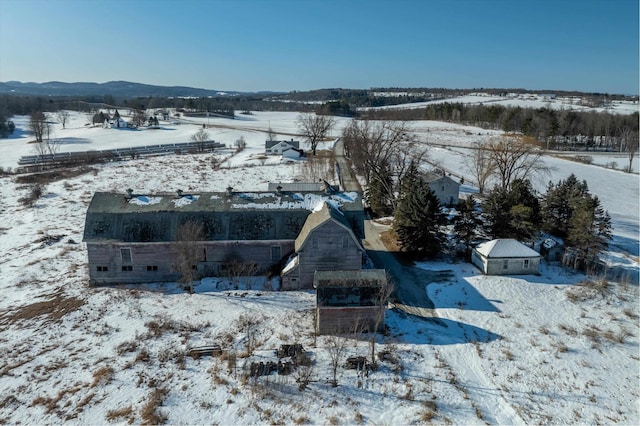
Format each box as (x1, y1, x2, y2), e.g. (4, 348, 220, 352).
(0, 0, 638, 94)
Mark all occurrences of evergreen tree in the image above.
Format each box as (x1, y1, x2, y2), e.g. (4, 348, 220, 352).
(393, 163, 445, 258)
(365, 160, 394, 216)
(541, 174, 589, 238)
(482, 187, 513, 238)
(482, 179, 540, 240)
(452, 195, 482, 258)
(566, 195, 612, 268)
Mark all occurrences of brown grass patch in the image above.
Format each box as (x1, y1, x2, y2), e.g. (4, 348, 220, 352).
(106, 405, 135, 423)
(0, 289, 85, 326)
(379, 230, 401, 252)
(140, 388, 168, 425)
(15, 167, 96, 185)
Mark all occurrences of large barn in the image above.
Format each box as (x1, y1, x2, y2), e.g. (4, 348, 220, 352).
(83, 188, 365, 287)
(471, 239, 541, 275)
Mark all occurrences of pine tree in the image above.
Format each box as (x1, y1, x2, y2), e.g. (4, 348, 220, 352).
(542, 174, 589, 238)
(393, 164, 444, 258)
(482, 179, 540, 240)
(452, 195, 482, 258)
(566, 195, 612, 268)
(365, 161, 393, 216)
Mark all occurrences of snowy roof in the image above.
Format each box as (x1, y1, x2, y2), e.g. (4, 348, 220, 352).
(83, 191, 363, 243)
(265, 140, 300, 149)
(294, 202, 361, 251)
(474, 239, 540, 258)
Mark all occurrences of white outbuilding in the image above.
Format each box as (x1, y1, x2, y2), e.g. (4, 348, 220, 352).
(471, 239, 540, 275)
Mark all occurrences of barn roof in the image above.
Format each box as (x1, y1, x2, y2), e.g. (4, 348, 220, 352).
(474, 239, 540, 258)
(314, 269, 387, 288)
(83, 190, 362, 243)
(294, 202, 362, 251)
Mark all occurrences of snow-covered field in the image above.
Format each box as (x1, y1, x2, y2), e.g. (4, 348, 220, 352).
(0, 111, 638, 424)
(367, 93, 640, 115)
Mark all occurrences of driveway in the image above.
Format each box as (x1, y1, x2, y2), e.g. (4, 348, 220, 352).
(334, 138, 447, 321)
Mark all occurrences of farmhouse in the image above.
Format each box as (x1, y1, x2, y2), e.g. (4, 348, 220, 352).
(424, 171, 460, 206)
(314, 269, 387, 334)
(471, 239, 541, 275)
(83, 188, 365, 287)
(265, 139, 300, 155)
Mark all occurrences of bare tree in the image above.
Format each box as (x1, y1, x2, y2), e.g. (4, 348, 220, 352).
(324, 334, 348, 387)
(342, 119, 427, 211)
(298, 151, 335, 182)
(175, 220, 205, 294)
(485, 134, 549, 191)
(465, 143, 496, 194)
(191, 128, 211, 152)
(234, 136, 247, 152)
(267, 125, 277, 142)
(131, 109, 146, 128)
(56, 110, 70, 129)
(29, 111, 49, 143)
(297, 113, 335, 155)
(620, 126, 639, 173)
(369, 276, 395, 369)
(225, 259, 258, 289)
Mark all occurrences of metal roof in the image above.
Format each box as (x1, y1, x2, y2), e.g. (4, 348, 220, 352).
(83, 191, 362, 243)
(474, 239, 540, 258)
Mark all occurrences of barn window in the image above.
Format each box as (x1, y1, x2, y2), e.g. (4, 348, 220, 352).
(120, 248, 132, 263)
(97, 266, 108, 272)
(523, 259, 530, 269)
(147, 265, 158, 271)
(271, 246, 281, 262)
(502, 259, 508, 270)
(122, 265, 133, 272)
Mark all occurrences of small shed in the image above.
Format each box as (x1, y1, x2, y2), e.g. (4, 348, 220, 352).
(471, 239, 540, 275)
(540, 237, 564, 263)
(314, 269, 387, 335)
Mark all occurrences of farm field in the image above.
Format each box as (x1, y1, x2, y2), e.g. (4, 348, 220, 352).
(0, 110, 638, 424)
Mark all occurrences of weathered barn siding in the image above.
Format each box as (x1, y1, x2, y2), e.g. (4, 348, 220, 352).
(87, 240, 293, 285)
(295, 220, 362, 288)
(87, 242, 180, 284)
(316, 307, 383, 334)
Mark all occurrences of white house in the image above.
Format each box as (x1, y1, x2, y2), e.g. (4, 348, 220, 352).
(424, 172, 460, 206)
(471, 239, 541, 275)
(266, 139, 300, 155)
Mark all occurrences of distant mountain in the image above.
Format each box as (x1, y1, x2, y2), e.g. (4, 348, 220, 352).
(0, 80, 271, 98)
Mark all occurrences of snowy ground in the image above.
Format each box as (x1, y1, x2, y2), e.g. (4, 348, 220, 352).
(366, 93, 639, 115)
(0, 111, 638, 424)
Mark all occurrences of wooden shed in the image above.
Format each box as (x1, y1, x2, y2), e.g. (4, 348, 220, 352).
(314, 269, 387, 335)
(471, 239, 541, 275)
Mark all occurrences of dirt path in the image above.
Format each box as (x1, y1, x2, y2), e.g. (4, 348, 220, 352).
(334, 138, 445, 320)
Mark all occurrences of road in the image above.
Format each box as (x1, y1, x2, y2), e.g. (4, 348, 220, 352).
(334, 138, 446, 321)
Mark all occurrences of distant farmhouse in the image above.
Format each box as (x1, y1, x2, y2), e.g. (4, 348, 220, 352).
(471, 239, 541, 275)
(265, 139, 303, 158)
(424, 171, 460, 206)
(83, 185, 365, 289)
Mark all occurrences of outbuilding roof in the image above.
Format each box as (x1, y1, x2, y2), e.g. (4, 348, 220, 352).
(474, 239, 540, 258)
